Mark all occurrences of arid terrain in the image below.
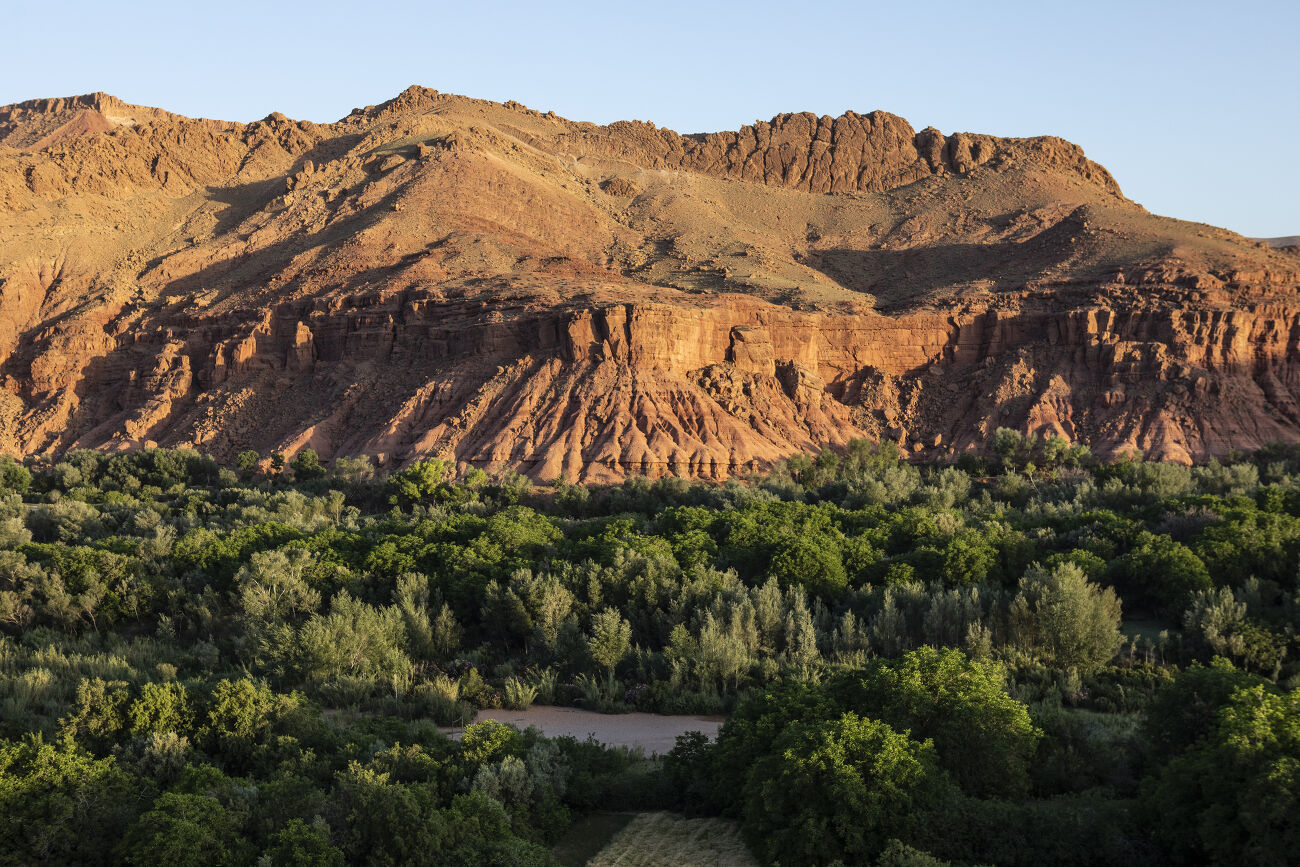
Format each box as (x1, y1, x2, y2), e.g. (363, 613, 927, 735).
(1, 88, 1298, 479)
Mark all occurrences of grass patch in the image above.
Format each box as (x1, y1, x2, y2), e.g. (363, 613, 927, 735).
(587, 812, 757, 867)
(552, 812, 637, 867)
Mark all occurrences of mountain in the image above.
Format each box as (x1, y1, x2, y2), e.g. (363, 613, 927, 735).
(0, 86, 1297, 480)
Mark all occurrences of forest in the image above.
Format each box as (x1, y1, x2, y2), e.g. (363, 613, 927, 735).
(0, 432, 1297, 865)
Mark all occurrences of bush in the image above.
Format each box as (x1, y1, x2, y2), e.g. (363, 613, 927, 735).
(408, 681, 474, 726)
(502, 676, 537, 711)
(129, 681, 193, 737)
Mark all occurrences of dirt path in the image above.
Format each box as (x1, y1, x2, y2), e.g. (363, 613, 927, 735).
(441, 706, 723, 754)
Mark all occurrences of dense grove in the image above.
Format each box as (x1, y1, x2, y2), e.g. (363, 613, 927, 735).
(0, 433, 1297, 865)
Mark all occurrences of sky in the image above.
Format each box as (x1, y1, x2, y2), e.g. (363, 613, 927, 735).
(3, 0, 1296, 237)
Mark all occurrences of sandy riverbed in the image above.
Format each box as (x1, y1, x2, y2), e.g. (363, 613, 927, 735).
(441, 706, 724, 754)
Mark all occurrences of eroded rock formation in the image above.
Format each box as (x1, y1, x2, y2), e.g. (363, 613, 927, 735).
(0, 85, 1296, 479)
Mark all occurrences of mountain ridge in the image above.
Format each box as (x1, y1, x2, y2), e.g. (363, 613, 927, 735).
(0, 86, 1297, 478)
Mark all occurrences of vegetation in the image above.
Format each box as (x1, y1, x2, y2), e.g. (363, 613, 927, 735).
(0, 431, 1296, 864)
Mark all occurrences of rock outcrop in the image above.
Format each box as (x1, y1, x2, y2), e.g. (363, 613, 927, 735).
(572, 111, 1120, 197)
(0, 86, 1297, 479)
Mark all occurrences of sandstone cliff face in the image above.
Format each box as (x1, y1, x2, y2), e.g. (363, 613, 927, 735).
(570, 111, 1120, 197)
(0, 86, 1296, 478)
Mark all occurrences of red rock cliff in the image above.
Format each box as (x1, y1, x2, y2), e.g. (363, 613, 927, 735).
(0, 86, 1296, 478)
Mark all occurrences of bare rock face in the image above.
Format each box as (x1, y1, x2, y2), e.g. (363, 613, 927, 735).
(0, 93, 185, 150)
(0, 85, 1297, 479)
(572, 111, 1120, 196)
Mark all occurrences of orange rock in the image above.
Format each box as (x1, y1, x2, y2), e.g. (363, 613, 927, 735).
(0, 87, 1296, 477)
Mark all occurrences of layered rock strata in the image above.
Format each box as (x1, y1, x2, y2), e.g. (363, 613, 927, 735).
(0, 86, 1296, 478)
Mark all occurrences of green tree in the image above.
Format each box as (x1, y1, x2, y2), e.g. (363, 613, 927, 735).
(431, 602, 462, 660)
(290, 449, 326, 481)
(460, 719, 524, 767)
(118, 792, 250, 867)
(828, 647, 1041, 798)
(234, 450, 260, 479)
(941, 529, 999, 586)
(387, 459, 449, 508)
(330, 455, 375, 484)
(877, 839, 952, 866)
(0, 456, 32, 493)
(129, 682, 194, 737)
(783, 590, 821, 673)
(237, 547, 320, 606)
(58, 678, 130, 751)
(202, 678, 289, 768)
(769, 536, 848, 597)
(1010, 563, 1122, 673)
(708, 680, 837, 815)
(742, 713, 948, 865)
(1195, 511, 1300, 588)
(990, 427, 1031, 471)
(1144, 684, 1300, 866)
(587, 607, 632, 678)
(1143, 658, 1265, 764)
(330, 765, 445, 865)
(297, 593, 412, 687)
(394, 572, 435, 659)
(262, 818, 344, 866)
(480, 579, 532, 651)
(1182, 588, 1288, 676)
(1112, 531, 1212, 616)
(0, 734, 145, 866)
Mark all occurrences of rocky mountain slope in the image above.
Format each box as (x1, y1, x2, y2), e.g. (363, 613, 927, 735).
(0, 87, 1297, 479)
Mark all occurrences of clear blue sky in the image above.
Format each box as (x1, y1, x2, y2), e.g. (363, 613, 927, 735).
(4, 0, 1296, 236)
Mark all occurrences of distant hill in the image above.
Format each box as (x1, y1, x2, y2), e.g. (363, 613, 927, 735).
(1, 85, 1299, 477)
(1257, 236, 1300, 248)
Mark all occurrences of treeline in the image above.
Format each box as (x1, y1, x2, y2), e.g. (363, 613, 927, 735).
(0, 434, 1296, 864)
